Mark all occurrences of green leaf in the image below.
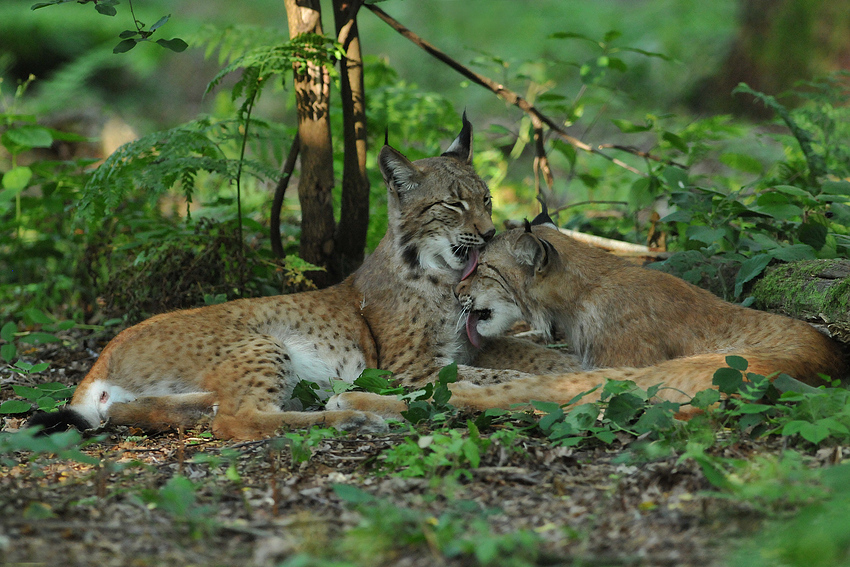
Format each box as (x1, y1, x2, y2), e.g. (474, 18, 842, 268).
(662, 131, 687, 153)
(611, 118, 652, 133)
(437, 362, 458, 385)
(156, 38, 189, 53)
(686, 226, 727, 245)
(13, 385, 43, 400)
(149, 14, 170, 32)
(772, 185, 815, 198)
(25, 308, 53, 325)
(725, 356, 748, 372)
(0, 399, 32, 414)
(662, 166, 689, 189)
(333, 483, 376, 504)
(18, 332, 60, 345)
(530, 400, 562, 414)
(734, 254, 771, 297)
(1, 343, 16, 363)
(113, 39, 138, 54)
(95, 2, 117, 16)
(3, 126, 53, 149)
(719, 152, 763, 174)
(769, 244, 816, 262)
(1, 321, 16, 342)
(2, 166, 33, 193)
(659, 210, 692, 223)
(605, 393, 644, 425)
(821, 180, 850, 196)
(603, 30, 622, 42)
(713, 367, 743, 395)
(798, 222, 827, 250)
(691, 389, 721, 409)
(752, 192, 803, 220)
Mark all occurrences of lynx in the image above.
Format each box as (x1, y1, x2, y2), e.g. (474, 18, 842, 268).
(444, 215, 847, 413)
(331, 213, 846, 418)
(30, 118, 579, 440)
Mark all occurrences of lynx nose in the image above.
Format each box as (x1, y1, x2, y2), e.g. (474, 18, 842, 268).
(482, 228, 496, 242)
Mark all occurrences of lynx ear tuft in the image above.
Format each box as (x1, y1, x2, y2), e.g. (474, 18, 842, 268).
(379, 145, 421, 194)
(441, 111, 473, 164)
(530, 200, 556, 228)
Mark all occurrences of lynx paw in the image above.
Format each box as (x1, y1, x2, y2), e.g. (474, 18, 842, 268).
(327, 392, 407, 420)
(333, 410, 389, 434)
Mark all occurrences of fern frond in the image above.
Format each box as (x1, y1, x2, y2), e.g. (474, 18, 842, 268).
(78, 118, 279, 221)
(189, 24, 288, 66)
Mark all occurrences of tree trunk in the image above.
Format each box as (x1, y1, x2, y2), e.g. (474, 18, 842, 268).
(752, 259, 850, 346)
(332, 0, 370, 277)
(285, 0, 337, 287)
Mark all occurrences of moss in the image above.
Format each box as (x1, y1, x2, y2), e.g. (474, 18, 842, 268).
(752, 259, 850, 323)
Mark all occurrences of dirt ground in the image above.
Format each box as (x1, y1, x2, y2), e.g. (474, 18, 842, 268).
(0, 329, 781, 566)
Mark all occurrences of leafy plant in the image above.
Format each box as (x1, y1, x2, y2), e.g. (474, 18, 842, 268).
(136, 475, 218, 539)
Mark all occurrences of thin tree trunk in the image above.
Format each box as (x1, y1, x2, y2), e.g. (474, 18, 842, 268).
(285, 0, 337, 287)
(333, 0, 370, 277)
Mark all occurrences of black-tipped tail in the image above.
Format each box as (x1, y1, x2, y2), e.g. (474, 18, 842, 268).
(27, 408, 92, 435)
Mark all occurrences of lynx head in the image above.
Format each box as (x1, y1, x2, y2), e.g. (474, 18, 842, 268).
(378, 114, 495, 276)
(455, 213, 560, 348)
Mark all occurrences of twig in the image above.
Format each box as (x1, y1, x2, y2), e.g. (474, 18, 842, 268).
(551, 200, 629, 215)
(597, 143, 687, 169)
(271, 135, 301, 259)
(365, 4, 648, 177)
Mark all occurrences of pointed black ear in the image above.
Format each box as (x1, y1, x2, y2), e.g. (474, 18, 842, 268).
(513, 231, 552, 272)
(530, 200, 556, 228)
(379, 145, 422, 194)
(384, 127, 389, 146)
(441, 111, 473, 164)
(524, 218, 532, 233)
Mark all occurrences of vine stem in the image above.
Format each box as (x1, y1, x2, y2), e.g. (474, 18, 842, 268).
(235, 90, 258, 248)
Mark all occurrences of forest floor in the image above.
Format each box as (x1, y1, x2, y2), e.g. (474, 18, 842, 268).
(0, 327, 809, 567)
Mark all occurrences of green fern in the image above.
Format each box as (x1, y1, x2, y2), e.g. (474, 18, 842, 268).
(79, 117, 279, 220)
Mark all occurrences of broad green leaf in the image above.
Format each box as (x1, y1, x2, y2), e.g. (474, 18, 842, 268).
(686, 225, 727, 245)
(156, 38, 189, 53)
(659, 210, 692, 223)
(149, 14, 170, 32)
(603, 30, 622, 42)
(734, 254, 771, 297)
(691, 389, 721, 409)
(36, 396, 58, 411)
(25, 308, 53, 325)
(611, 118, 652, 133)
(822, 180, 850, 196)
(771, 185, 815, 198)
(1, 321, 16, 342)
(662, 166, 689, 189)
(530, 400, 562, 414)
(713, 367, 743, 395)
(0, 399, 32, 414)
(662, 131, 687, 152)
(2, 166, 33, 192)
(3, 125, 53, 149)
(17, 332, 60, 345)
(437, 362, 458, 384)
(113, 39, 138, 54)
(769, 244, 816, 262)
(798, 222, 827, 250)
(13, 385, 43, 400)
(752, 192, 803, 220)
(333, 483, 376, 504)
(605, 394, 643, 425)
(719, 152, 763, 174)
(538, 407, 565, 431)
(1, 343, 15, 363)
(725, 355, 748, 371)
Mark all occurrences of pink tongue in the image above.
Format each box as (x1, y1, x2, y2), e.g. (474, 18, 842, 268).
(466, 311, 482, 348)
(461, 248, 479, 281)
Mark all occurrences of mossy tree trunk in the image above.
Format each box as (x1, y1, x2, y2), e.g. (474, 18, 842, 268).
(751, 259, 850, 345)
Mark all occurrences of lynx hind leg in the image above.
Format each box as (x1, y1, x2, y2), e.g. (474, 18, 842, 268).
(476, 337, 583, 374)
(212, 408, 387, 440)
(326, 392, 408, 420)
(108, 392, 218, 430)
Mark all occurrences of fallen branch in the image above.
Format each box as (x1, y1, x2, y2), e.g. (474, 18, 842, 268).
(504, 219, 668, 258)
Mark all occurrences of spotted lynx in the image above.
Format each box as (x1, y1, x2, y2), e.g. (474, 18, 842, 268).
(30, 118, 579, 440)
(443, 214, 847, 414)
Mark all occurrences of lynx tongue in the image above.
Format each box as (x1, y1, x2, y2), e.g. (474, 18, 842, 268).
(466, 311, 482, 349)
(461, 248, 479, 281)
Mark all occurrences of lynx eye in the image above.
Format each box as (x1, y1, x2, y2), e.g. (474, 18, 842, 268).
(443, 201, 467, 213)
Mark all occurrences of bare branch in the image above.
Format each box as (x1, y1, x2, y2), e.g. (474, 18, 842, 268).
(365, 4, 651, 177)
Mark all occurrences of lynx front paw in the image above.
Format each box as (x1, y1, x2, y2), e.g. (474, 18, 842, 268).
(326, 392, 407, 420)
